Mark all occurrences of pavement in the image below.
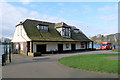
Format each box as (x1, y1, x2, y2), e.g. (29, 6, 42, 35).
(2, 50, 119, 78)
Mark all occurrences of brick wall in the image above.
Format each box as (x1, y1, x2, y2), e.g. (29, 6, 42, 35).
(20, 42, 27, 55)
(13, 42, 27, 55)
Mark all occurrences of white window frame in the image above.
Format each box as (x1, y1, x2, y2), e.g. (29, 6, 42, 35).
(66, 44, 69, 48)
(62, 27, 71, 38)
(81, 42, 84, 48)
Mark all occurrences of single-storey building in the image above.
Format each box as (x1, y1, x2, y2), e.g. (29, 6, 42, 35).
(11, 19, 93, 56)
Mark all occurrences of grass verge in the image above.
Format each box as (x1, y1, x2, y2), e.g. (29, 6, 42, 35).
(58, 54, 119, 74)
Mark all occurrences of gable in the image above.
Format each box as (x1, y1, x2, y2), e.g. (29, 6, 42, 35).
(11, 25, 31, 42)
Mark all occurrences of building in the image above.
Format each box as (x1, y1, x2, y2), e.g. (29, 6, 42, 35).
(11, 19, 93, 56)
(0, 37, 11, 43)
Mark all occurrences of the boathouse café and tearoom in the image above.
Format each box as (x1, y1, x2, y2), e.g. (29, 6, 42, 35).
(11, 19, 94, 56)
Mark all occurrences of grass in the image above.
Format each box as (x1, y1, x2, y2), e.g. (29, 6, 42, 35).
(112, 49, 120, 52)
(58, 54, 119, 74)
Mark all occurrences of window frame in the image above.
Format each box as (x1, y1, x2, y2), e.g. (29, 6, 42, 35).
(62, 27, 71, 38)
(66, 44, 69, 48)
(37, 24, 48, 32)
(81, 42, 84, 48)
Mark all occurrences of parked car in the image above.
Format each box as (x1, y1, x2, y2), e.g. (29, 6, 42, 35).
(100, 42, 112, 50)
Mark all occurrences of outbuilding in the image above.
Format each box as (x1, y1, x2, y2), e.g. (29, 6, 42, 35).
(11, 19, 93, 56)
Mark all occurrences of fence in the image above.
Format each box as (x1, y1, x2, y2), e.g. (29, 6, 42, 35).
(2, 43, 12, 66)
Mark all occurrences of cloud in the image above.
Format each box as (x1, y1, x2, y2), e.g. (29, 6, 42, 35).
(97, 14, 117, 24)
(2, 0, 119, 2)
(57, 3, 64, 6)
(98, 4, 118, 12)
(18, 0, 33, 5)
(0, 2, 118, 38)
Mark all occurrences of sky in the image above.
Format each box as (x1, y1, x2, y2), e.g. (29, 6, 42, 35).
(0, 1, 118, 39)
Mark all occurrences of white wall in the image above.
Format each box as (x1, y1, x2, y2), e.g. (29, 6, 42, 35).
(56, 27, 62, 36)
(33, 42, 72, 52)
(11, 25, 31, 42)
(76, 42, 86, 50)
(76, 42, 81, 50)
(33, 42, 88, 53)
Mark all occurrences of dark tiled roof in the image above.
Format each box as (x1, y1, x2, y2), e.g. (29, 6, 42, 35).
(22, 19, 92, 42)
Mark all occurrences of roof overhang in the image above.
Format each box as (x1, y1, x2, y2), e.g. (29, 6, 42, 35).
(31, 40, 92, 42)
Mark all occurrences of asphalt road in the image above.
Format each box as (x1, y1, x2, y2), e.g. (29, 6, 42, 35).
(2, 50, 119, 78)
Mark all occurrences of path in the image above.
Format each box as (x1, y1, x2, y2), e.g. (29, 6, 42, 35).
(2, 50, 119, 78)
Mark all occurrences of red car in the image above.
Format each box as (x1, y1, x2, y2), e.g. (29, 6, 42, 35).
(100, 42, 112, 50)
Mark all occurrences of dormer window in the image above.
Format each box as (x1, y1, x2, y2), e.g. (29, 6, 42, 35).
(56, 22, 71, 38)
(37, 24, 48, 32)
(62, 27, 71, 38)
(73, 29, 80, 34)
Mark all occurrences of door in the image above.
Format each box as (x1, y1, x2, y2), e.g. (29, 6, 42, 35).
(27, 41, 30, 52)
(36, 44, 46, 54)
(71, 44, 76, 51)
(58, 44, 63, 53)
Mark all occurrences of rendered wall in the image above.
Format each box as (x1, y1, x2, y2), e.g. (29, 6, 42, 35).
(11, 25, 31, 42)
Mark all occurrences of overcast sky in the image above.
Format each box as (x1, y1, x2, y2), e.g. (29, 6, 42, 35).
(0, 1, 118, 39)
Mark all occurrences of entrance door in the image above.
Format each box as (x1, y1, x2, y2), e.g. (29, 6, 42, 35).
(71, 44, 76, 51)
(58, 44, 63, 53)
(27, 41, 30, 52)
(36, 44, 46, 54)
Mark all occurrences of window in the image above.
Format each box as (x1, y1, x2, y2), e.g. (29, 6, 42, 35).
(62, 28, 71, 38)
(81, 42, 84, 48)
(74, 29, 79, 33)
(16, 44, 18, 49)
(37, 25, 48, 32)
(44, 26, 48, 31)
(21, 43, 23, 50)
(66, 44, 69, 48)
(65, 28, 69, 36)
(62, 29, 65, 36)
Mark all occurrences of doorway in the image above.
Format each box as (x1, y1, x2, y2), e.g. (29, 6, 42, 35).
(71, 44, 76, 51)
(58, 44, 63, 53)
(36, 44, 46, 54)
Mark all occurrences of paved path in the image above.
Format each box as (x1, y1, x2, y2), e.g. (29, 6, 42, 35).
(2, 50, 119, 78)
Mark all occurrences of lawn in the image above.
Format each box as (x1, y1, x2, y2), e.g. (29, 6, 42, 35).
(58, 54, 119, 74)
(112, 50, 120, 52)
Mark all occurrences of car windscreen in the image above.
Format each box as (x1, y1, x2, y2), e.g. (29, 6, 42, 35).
(108, 43, 112, 46)
(102, 44, 106, 46)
